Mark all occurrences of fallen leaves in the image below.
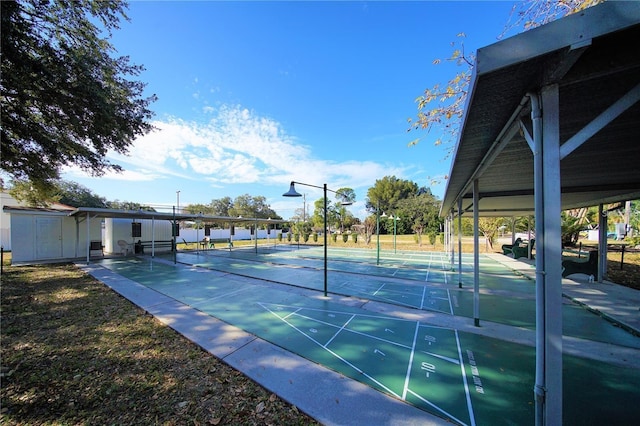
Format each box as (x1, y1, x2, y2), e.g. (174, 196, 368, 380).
(1, 263, 320, 425)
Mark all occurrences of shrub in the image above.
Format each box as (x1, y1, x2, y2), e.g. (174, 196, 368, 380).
(277, 233, 283, 242)
(352, 233, 358, 243)
(342, 234, 349, 243)
(428, 232, 437, 246)
(313, 233, 318, 243)
(303, 233, 310, 243)
(332, 233, 338, 243)
(294, 233, 299, 243)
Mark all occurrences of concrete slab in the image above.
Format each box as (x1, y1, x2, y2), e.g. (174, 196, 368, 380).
(224, 338, 448, 426)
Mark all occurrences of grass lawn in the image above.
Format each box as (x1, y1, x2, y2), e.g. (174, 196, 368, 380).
(0, 252, 319, 426)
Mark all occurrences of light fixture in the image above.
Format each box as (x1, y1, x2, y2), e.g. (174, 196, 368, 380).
(283, 181, 351, 296)
(283, 182, 302, 197)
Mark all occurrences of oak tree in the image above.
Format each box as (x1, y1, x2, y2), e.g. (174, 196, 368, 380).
(1, 0, 156, 190)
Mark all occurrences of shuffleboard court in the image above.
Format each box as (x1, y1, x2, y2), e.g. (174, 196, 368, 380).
(96, 257, 640, 425)
(169, 250, 640, 348)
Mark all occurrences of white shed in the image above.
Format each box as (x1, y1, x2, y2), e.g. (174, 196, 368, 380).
(4, 205, 101, 263)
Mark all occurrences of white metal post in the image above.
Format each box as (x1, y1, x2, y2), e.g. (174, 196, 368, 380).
(532, 85, 563, 425)
(473, 179, 480, 327)
(458, 198, 463, 288)
(598, 204, 607, 282)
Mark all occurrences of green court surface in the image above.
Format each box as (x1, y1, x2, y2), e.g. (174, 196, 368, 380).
(170, 248, 639, 348)
(97, 252, 640, 425)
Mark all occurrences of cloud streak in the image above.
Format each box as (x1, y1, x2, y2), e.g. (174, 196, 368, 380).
(106, 104, 407, 191)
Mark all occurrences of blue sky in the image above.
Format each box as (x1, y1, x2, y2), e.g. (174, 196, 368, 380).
(63, 0, 520, 219)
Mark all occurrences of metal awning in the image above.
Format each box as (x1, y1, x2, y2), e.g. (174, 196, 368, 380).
(441, 2, 640, 217)
(439, 3, 640, 424)
(67, 207, 287, 225)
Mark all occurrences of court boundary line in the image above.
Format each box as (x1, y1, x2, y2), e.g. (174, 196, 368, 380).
(259, 302, 478, 425)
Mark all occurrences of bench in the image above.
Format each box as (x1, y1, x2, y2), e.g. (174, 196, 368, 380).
(90, 240, 104, 257)
(562, 250, 598, 278)
(502, 238, 523, 255)
(205, 238, 233, 250)
(135, 239, 175, 254)
(512, 239, 535, 259)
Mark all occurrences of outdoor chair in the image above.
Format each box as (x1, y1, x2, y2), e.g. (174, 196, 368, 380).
(562, 250, 598, 278)
(502, 238, 523, 255)
(117, 240, 132, 256)
(512, 239, 535, 259)
(181, 238, 192, 249)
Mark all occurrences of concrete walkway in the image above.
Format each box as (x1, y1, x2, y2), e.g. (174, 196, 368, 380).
(80, 261, 450, 426)
(492, 253, 640, 336)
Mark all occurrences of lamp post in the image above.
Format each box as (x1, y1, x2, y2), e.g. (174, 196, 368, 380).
(176, 190, 180, 213)
(388, 214, 401, 254)
(195, 212, 203, 254)
(377, 205, 386, 265)
(283, 181, 352, 296)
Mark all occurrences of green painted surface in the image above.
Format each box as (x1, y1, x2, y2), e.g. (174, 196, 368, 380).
(96, 251, 640, 425)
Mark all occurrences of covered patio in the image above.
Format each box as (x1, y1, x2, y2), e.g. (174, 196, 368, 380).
(439, 3, 640, 424)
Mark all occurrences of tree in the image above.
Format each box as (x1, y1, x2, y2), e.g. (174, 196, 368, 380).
(55, 180, 107, 208)
(209, 197, 233, 217)
(362, 216, 377, 246)
(311, 197, 333, 231)
(8, 178, 107, 208)
(477, 217, 502, 251)
(366, 176, 419, 233)
(1, 0, 156, 191)
(397, 191, 442, 246)
(408, 0, 603, 156)
(229, 194, 280, 220)
(333, 187, 356, 233)
(106, 200, 155, 212)
(7, 179, 61, 208)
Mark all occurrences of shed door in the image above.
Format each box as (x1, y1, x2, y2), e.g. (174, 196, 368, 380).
(36, 217, 62, 259)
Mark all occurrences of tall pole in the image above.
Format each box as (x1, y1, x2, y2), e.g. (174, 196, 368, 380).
(283, 181, 351, 298)
(376, 201, 380, 265)
(393, 216, 397, 254)
(176, 190, 180, 213)
(323, 184, 328, 297)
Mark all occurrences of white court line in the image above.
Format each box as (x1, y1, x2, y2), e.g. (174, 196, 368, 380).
(419, 350, 460, 365)
(401, 321, 421, 400)
(190, 286, 252, 306)
(447, 289, 454, 315)
(455, 330, 476, 426)
(419, 286, 427, 310)
(257, 302, 418, 322)
(424, 252, 432, 282)
(283, 307, 303, 320)
(261, 304, 402, 399)
(372, 282, 386, 296)
(325, 314, 356, 347)
(283, 311, 414, 349)
(406, 389, 469, 426)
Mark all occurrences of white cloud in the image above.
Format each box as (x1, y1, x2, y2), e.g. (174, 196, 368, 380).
(98, 104, 408, 194)
(62, 165, 163, 182)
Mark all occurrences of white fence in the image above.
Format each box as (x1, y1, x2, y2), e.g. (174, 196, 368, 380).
(178, 227, 283, 243)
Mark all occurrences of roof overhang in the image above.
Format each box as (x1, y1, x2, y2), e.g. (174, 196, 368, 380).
(441, 2, 640, 217)
(67, 207, 288, 225)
